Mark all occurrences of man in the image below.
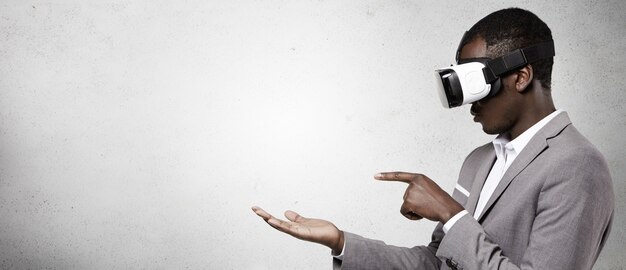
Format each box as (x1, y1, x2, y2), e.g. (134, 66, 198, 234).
(252, 8, 614, 270)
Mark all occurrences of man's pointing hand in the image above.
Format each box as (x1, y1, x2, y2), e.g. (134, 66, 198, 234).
(374, 172, 464, 224)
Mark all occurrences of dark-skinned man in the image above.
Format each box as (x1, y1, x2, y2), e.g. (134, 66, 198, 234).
(252, 7, 614, 270)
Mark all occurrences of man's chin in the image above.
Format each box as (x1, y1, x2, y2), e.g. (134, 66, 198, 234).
(479, 124, 500, 135)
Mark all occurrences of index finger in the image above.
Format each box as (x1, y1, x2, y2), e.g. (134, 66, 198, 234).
(374, 172, 419, 183)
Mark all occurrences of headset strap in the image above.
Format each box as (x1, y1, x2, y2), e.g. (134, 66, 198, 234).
(483, 41, 555, 83)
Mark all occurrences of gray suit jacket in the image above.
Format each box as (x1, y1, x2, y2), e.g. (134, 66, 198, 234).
(334, 113, 614, 270)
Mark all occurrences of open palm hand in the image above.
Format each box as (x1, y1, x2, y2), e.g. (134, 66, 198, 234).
(252, 206, 344, 254)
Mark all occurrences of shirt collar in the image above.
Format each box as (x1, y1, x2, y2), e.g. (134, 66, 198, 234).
(492, 109, 564, 158)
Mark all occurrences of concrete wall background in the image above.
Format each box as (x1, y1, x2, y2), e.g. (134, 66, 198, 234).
(1, 1, 624, 269)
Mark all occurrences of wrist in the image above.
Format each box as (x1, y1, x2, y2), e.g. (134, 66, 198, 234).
(440, 203, 464, 224)
(331, 231, 345, 255)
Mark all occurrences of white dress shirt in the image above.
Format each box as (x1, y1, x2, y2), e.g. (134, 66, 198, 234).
(443, 109, 564, 232)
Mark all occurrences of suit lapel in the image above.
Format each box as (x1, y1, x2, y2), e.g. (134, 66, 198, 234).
(476, 112, 572, 221)
(476, 137, 548, 221)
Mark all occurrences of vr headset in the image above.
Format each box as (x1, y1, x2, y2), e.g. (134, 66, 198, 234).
(435, 34, 555, 108)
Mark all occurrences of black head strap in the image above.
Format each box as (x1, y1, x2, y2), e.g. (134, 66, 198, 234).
(483, 41, 555, 83)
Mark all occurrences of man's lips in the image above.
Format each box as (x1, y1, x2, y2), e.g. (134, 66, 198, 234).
(470, 106, 480, 116)
(470, 106, 481, 121)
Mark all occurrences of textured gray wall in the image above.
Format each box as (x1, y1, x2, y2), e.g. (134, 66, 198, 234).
(0, 1, 624, 269)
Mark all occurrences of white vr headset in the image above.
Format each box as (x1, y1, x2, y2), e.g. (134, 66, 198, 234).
(435, 36, 555, 108)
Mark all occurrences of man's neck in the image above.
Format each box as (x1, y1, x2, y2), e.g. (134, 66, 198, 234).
(509, 107, 556, 140)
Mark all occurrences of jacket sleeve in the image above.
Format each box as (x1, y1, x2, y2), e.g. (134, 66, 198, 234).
(436, 149, 614, 270)
(333, 170, 473, 270)
(332, 226, 443, 270)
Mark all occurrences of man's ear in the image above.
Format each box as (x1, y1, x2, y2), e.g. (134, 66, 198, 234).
(515, 64, 534, 92)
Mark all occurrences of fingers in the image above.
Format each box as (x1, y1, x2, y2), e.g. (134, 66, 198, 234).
(251, 206, 274, 221)
(403, 211, 424, 220)
(285, 210, 306, 223)
(251, 206, 294, 232)
(251, 206, 282, 226)
(374, 172, 421, 183)
(267, 217, 295, 234)
(252, 206, 309, 238)
(400, 201, 423, 221)
(252, 207, 304, 223)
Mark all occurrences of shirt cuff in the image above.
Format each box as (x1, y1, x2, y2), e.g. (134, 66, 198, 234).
(443, 210, 468, 233)
(332, 240, 347, 260)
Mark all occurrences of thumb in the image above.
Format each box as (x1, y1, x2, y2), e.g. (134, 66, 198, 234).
(285, 210, 307, 223)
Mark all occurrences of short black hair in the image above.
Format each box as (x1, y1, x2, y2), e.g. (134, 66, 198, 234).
(460, 8, 554, 89)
